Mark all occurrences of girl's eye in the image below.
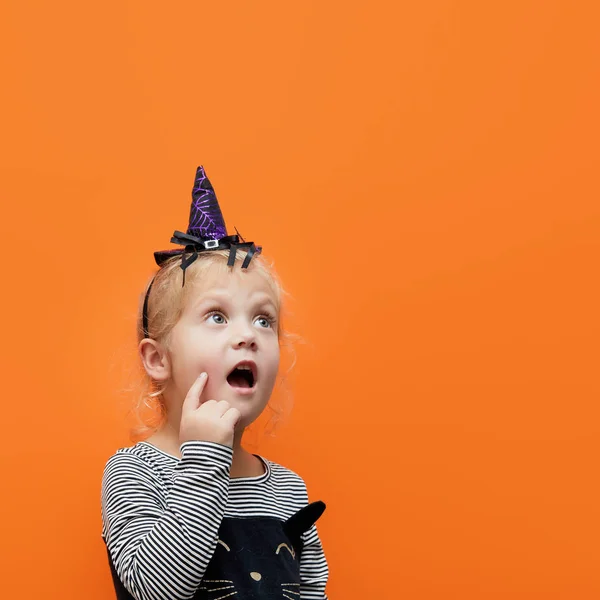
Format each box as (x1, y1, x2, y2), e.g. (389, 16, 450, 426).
(208, 312, 226, 324)
(255, 316, 274, 329)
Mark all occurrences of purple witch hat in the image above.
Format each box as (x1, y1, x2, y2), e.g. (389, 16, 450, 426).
(142, 166, 262, 338)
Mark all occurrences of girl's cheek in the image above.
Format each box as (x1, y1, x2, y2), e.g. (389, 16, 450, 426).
(201, 360, 226, 396)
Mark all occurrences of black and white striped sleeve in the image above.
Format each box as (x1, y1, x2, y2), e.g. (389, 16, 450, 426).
(296, 478, 329, 600)
(101, 441, 233, 600)
(300, 523, 329, 600)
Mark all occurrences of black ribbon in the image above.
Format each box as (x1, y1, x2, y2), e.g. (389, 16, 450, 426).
(169, 231, 261, 286)
(170, 231, 241, 248)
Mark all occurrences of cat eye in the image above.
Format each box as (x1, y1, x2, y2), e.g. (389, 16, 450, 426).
(276, 543, 296, 560)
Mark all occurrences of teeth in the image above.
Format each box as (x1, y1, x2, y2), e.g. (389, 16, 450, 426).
(237, 365, 252, 371)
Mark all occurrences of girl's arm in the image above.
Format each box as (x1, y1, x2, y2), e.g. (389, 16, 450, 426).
(299, 509, 329, 598)
(101, 441, 232, 600)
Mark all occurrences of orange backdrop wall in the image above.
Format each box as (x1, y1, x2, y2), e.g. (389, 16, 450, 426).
(1, 1, 599, 598)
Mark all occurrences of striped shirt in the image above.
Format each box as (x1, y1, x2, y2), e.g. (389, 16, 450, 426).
(101, 441, 329, 600)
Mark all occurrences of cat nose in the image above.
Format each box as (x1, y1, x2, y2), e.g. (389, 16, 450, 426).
(250, 572, 262, 581)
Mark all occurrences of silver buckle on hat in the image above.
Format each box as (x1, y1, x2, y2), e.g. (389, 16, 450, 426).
(203, 239, 219, 249)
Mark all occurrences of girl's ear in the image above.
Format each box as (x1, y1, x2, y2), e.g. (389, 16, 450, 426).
(138, 338, 171, 382)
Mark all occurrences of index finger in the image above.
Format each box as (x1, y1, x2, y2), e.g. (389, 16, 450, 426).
(182, 372, 208, 414)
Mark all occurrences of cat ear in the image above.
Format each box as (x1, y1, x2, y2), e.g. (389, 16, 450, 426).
(283, 501, 326, 547)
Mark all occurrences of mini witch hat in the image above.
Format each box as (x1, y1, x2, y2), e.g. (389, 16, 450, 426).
(142, 166, 262, 338)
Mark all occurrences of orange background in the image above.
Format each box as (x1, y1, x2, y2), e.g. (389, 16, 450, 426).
(1, 1, 599, 598)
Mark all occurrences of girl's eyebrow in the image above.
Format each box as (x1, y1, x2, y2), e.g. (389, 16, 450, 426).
(249, 295, 280, 317)
(192, 291, 231, 310)
(250, 293, 278, 309)
(192, 290, 278, 311)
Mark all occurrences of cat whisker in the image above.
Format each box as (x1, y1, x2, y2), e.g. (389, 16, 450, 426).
(281, 582, 301, 599)
(199, 585, 235, 592)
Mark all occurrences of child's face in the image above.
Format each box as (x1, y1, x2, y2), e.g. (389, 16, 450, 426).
(165, 265, 280, 428)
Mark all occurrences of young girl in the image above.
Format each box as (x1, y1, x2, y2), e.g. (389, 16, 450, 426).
(101, 166, 329, 600)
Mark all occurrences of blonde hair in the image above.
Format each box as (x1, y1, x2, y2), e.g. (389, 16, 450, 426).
(129, 250, 294, 441)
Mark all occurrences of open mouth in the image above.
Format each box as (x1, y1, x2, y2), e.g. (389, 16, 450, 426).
(226, 361, 257, 389)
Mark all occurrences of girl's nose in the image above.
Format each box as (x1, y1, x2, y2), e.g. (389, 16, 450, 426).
(232, 328, 257, 350)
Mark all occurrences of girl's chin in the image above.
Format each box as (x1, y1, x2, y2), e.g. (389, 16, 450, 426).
(231, 400, 270, 426)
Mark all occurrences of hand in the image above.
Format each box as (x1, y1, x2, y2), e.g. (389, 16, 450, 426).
(179, 373, 241, 448)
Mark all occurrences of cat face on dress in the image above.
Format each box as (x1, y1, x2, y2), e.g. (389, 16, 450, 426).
(197, 502, 325, 600)
(197, 517, 301, 600)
